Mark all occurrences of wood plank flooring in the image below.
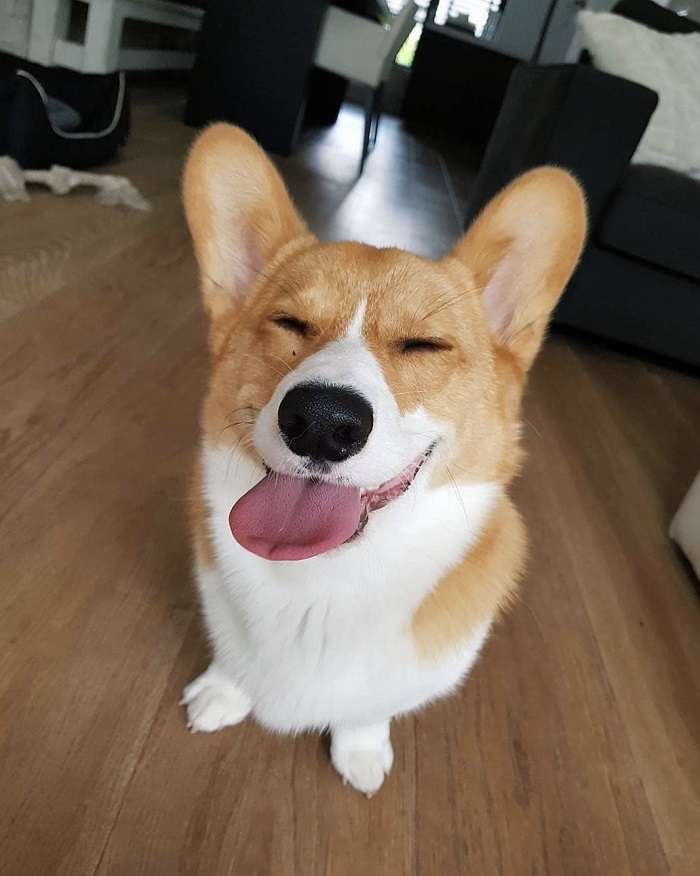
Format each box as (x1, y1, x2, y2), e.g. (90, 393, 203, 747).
(1, 87, 699, 876)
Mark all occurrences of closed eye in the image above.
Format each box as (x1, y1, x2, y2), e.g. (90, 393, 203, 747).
(270, 312, 310, 337)
(400, 337, 453, 353)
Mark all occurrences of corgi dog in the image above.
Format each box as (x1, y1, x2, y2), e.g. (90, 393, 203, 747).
(181, 124, 586, 796)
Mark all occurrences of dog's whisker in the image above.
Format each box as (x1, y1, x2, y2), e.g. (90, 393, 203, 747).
(522, 416, 541, 438)
(444, 465, 471, 530)
(420, 283, 487, 321)
(415, 284, 461, 322)
(267, 353, 293, 374)
(391, 389, 433, 398)
(241, 353, 286, 378)
(445, 460, 473, 478)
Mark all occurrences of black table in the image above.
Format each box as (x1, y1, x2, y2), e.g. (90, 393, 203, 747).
(184, 0, 329, 155)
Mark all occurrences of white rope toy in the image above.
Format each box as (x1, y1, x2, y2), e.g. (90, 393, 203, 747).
(0, 156, 151, 212)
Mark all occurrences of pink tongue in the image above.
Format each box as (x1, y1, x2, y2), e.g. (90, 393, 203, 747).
(229, 473, 362, 561)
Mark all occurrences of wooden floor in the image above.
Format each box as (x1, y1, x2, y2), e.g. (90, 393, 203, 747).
(1, 87, 700, 876)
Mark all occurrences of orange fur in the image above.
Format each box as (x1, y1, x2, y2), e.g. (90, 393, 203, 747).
(189, 457, 214, 571)
(411, 497, 527, 658)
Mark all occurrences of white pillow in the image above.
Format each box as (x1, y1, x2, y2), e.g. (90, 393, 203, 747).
(577, 10, 700, 180)
(671, 471, 700, 580)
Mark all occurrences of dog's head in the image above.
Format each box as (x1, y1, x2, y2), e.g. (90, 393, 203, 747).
(184, 125, 586, 561)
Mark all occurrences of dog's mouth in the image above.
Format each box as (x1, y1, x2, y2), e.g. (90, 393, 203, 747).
(229, 445, 435, 561)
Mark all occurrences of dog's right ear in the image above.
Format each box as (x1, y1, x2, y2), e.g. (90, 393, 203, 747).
(183, 124, 309, 322)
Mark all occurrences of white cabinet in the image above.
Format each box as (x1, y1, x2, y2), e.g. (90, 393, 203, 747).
(0, 0, 204, 73)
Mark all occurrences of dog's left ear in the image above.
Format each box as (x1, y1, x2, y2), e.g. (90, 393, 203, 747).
(183, 124, 309, 322)
(451, 168, 587, 372)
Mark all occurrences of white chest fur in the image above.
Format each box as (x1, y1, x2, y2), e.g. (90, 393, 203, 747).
(198, 444, 500, 732)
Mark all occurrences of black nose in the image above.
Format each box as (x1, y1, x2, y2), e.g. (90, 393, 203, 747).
(278, 383, 373, 463)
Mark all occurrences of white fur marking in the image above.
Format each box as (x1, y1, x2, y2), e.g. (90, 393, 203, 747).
(181, 662, 252, 732)
(192, 443, 498, 735)
(344, 299, 367, 340)
(254, 323, 444, 488)
(331, 721, 393, 796)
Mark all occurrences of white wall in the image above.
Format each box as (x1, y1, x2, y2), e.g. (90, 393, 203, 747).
(538, 0, 678, 64)
(538, 0, 620, 64)
(496, 0, 629, 64)
(495, 0, 556, 61)
(0, 0, 31, 57)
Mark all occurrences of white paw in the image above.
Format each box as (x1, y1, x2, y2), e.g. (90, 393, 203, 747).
(331, 738, 394, 797)
(180, 668, 252, 733)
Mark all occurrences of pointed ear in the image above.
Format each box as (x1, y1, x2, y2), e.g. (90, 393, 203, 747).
(452, 167, 587, 372)
(182, 124, 309, 321)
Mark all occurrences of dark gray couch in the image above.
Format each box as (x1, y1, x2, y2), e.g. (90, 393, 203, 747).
(465, 0, 700, 368)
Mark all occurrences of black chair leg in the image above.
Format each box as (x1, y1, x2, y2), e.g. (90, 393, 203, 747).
(370, 84, 384, 148)
(359, 85, 385, 174)
(360, 87, 374, 174)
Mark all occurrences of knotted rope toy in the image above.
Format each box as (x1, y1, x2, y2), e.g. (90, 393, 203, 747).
(0, 156, 150, 212)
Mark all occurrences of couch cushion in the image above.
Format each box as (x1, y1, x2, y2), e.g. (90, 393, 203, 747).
(598, 164, 700, 281)
(578, 10, 700, 180)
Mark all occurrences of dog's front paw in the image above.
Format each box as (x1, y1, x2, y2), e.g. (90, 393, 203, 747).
(331, 723, 393, 797)
(180, 666, 252, 733)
